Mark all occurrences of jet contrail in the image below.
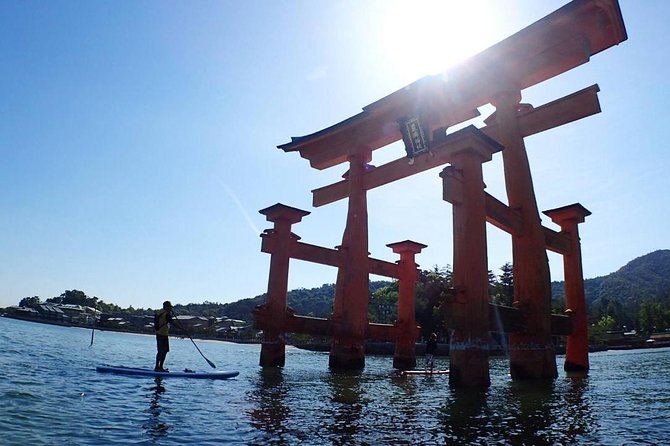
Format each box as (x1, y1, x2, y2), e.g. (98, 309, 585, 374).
(221, 182, 260, 237)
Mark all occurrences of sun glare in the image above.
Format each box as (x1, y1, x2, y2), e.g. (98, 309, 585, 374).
(379, 0, 497, 83)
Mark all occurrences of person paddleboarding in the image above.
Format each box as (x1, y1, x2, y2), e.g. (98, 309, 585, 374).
(425, 332, 438, 372)
(154, 300, 174, 372)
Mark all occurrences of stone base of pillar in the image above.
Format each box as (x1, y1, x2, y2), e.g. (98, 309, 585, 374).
(565, 336, 589, 376)
(393, 342, 416, 370)
(449, 348, 490, 387)
(509, 334, 557, 380)
(564, 360, 589, 376)
(329, 337, 365, 370)
(259, 341, 285, 367)
(448, 333, 490, 387)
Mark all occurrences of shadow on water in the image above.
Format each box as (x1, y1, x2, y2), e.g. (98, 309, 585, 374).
(143, 377, 170, 440)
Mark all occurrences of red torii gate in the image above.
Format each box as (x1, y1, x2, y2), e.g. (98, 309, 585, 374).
(255, 0, 626, 387)
(254, 202, 427, 370)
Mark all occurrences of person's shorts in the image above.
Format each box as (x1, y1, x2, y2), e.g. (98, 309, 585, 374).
(156, 335, 170, 354)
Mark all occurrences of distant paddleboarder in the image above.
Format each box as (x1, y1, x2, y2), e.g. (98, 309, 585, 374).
(154, 301, 174, 372)
(425, 333, 438, 372)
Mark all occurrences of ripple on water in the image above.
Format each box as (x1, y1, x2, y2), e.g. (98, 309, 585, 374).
(2, 319, 670, 445)
(4, 389, 39, 399)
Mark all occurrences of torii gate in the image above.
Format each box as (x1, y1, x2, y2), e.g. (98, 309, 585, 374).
(255, 0, 626, 387)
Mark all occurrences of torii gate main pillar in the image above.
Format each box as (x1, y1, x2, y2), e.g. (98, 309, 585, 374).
(441, 140, 497, 387)
(329, 148, 372, 369)
(493, 90, 557, 380)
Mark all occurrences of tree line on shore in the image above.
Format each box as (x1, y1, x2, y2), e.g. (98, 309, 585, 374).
(7, 250, 670, 344)
(17, 289, 151, 315)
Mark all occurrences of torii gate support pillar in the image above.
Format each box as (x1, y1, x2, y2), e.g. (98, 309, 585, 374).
(257, 203, 310, 367)
(544, 204, 592, 375)
(388, 240, 427, 370)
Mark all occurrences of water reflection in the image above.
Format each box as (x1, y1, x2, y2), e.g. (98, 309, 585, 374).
(244, 357, 600, 444)
(390, 372, 420, 422)
(440, 387, 491, 444)
(504, 381, 557, 445)
(248, 368, 291, 443)
(559, 377, 597, 444)
(327, 370, 366, 446)
(437, 377, 596, 445)
(143, 377, 170, 439)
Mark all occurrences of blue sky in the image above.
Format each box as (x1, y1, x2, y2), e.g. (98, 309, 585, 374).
(1, 1, 668, 310)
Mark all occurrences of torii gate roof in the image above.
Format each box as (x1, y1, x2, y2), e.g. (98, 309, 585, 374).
(277, 0, 626, 170)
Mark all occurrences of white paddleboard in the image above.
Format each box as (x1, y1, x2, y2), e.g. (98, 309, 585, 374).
(96, 364, 239, 379)
(401, 369, 450, 376)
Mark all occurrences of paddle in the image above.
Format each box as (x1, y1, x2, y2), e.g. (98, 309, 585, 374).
(89, 304, 97, 346)
(170, 310, 216, 369)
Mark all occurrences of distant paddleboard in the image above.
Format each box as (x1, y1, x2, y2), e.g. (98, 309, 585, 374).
(96, 365, 239, 380)
(401, 369, 450, 376)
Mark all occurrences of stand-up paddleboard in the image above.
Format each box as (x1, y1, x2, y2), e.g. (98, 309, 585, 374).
(401, 369, 450, 376)
(96, 364, 239, 380)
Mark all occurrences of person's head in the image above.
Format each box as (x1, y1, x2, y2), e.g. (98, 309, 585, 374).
(430, 332, 437, 340)
(163, 301, 172, 311)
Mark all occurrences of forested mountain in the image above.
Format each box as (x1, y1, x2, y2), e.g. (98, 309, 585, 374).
(208, 281, 392, 323)
(551, 249, 670, 331)
(551, 250, 670, 304)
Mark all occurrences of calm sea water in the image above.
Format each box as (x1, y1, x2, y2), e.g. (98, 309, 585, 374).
(1, 317, 669, 446)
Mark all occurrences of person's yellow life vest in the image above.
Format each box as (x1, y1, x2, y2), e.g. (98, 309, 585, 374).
(155, 309, 170, 336)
